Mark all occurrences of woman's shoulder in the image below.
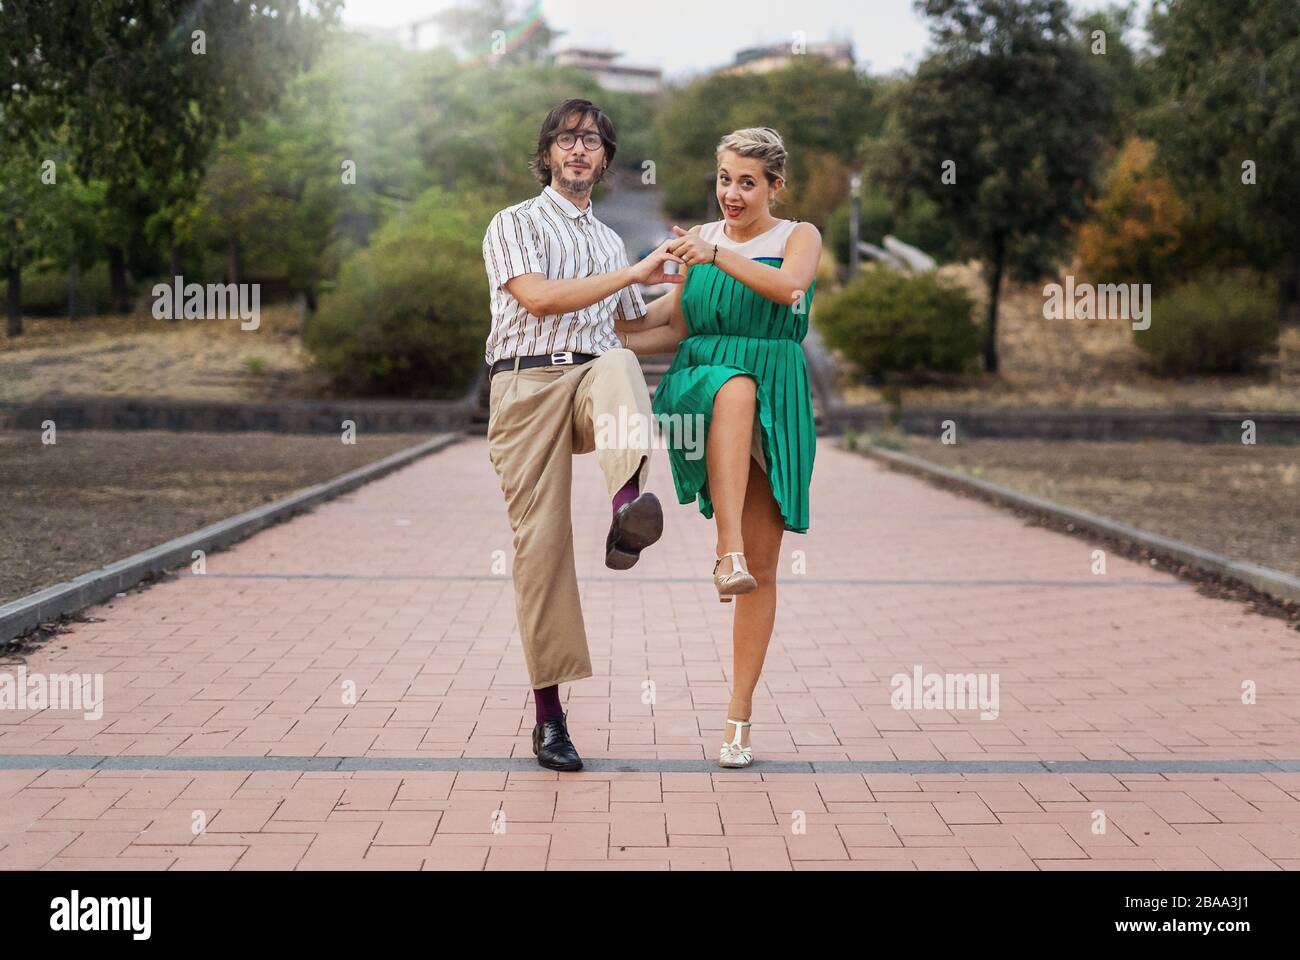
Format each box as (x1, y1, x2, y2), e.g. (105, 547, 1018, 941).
(697, 220, 726, 242)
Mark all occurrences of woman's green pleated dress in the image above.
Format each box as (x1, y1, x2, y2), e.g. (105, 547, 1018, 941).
(651, 218, 816, 533)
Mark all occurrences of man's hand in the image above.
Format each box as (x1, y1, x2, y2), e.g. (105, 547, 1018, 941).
(626, 237, 686, 286)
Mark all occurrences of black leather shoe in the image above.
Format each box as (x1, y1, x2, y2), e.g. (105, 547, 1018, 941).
(605, 491, 663, 570)
(532, 711, 583, 771)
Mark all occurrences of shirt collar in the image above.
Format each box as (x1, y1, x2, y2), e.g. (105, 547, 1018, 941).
(543, 184, 594, 224)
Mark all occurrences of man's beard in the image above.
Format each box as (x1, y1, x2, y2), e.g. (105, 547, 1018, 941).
(556, 166, 596, 194)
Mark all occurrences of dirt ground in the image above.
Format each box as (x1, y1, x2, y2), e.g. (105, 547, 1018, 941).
(836, 262, 1300, 412)
(880, 435, 1300, 579)
(0, 430, 437, 605)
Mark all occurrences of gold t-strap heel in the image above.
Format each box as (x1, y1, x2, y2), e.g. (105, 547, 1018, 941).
(718, 718, 753, 767)
(713, 551, 758, 603)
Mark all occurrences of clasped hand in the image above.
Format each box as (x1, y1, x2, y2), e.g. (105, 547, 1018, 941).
(666, 224, 714, 265)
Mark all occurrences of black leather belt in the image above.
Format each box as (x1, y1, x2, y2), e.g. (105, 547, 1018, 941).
(490, 351, 598, 377)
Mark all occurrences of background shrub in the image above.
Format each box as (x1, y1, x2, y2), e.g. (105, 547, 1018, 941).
(304, 187, 495, 398)
(1133, 271, 1278, 375)
(826, 187, 959, 267)
(19, 261, 114, 316)
(815, 267, 980, 380)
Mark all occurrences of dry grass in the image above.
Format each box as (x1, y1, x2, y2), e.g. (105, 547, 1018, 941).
(7, 268, 1298, 413)
(835, 262, 1300, 411)
(888, 435, 1300, 578)
(0, 304, 330, 403)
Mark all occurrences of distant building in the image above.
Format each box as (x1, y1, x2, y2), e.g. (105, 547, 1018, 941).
(718, 40, 855, 75)
(553, 48, 662, 95)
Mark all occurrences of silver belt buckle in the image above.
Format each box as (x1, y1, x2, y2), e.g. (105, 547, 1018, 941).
(550, 351, 574, 365)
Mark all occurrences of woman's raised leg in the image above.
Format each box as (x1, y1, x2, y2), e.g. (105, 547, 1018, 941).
(706, 374, 757, 561)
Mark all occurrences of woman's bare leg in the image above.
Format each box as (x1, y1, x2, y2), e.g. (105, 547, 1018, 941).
(722, 455, 785, 749)
(706, 375, 757, 560)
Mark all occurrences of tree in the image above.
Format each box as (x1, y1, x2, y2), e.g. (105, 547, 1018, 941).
(0, 0, 342, 310)
(653, 59, 878, 224)
(0, 147, 52, 336)
(0, 133, 102, 334)
(417, 58, 602, 202)
(882, 0, 1113, 372)
(434, 0, 559, 66)
(1076, 137, 1188, 288)
(1146, 0, 1300, 326)
(1076, 3, 1154, 144)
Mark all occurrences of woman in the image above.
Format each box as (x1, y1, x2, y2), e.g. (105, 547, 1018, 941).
(616, 127, 820, 768)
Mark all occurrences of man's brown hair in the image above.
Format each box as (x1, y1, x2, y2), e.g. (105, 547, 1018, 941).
(529, 98, 618, 188)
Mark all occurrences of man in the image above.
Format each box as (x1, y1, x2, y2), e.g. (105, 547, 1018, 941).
(482, 98, 683, 771)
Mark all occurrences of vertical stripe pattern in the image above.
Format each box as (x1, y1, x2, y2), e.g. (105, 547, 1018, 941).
(650, 219, 817, 534)
(482, 185, 646, 364)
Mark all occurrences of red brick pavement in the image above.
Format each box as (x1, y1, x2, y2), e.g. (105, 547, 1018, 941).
(1, 437, 1298, 870)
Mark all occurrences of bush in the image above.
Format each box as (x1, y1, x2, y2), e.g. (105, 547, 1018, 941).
(815, 267, 980, 380)
(826, 187, 960, 267)
(20, 261, 114, 316)
(1133, 271, 1278, 376)
(305, 187, 495, 398)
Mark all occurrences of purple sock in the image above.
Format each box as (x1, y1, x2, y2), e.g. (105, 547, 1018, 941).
(612, 477, 639, 515)
(534, 684, 563, 724)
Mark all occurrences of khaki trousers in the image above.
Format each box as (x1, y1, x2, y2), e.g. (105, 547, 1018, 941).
(487, 348, 653, 689)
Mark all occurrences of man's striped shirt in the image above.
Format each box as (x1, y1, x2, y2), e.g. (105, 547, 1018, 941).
(482, 185, 646, 364)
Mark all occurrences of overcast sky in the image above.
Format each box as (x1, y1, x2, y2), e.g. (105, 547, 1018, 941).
(341, 0, 1151, 79)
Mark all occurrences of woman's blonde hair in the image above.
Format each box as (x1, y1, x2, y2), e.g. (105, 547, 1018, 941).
(716, 127, 788, 205)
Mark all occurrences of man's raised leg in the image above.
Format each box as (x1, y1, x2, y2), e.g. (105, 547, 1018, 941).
(572, 348, 662, 569)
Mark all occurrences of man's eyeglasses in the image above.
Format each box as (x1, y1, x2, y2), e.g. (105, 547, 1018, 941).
(555, 131, 604, 151)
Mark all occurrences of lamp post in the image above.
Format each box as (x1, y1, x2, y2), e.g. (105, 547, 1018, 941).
(849, 172, 861, 278)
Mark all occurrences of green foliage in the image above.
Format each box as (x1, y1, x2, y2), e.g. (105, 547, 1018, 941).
(599, 90, 657, 176)
(867, 428, 908, 451)
(1075, 3, 1154, 143)
(1146, 0, 1300, 312)
(421, 60, 602, 200)
(304, 188, 494, 398)
(434, 0, 559, 65)
(881, 0, 1113, 371)
(0, 133, 109, 328)
(826, 187, 960, 266)
(653, 60, 877, 224)
(815, 267, 981, 379)
(1133, 271, 1279, 376)
(0, 0, 342, 295)
(19, 261, 114, 315)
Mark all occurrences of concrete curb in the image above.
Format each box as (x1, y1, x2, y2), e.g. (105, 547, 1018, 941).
(0, 395, 476, 434)
(820, 403, 1300, 443)
(0, 433, 463, 644)
(856, 443, 1300, 606)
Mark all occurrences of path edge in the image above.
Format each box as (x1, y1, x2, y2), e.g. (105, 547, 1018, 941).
(0, 433, 463, 644)
(855, 443, 1300, 606)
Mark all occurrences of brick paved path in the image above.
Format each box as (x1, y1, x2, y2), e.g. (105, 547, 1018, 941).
(2, 437, 1298, 870)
